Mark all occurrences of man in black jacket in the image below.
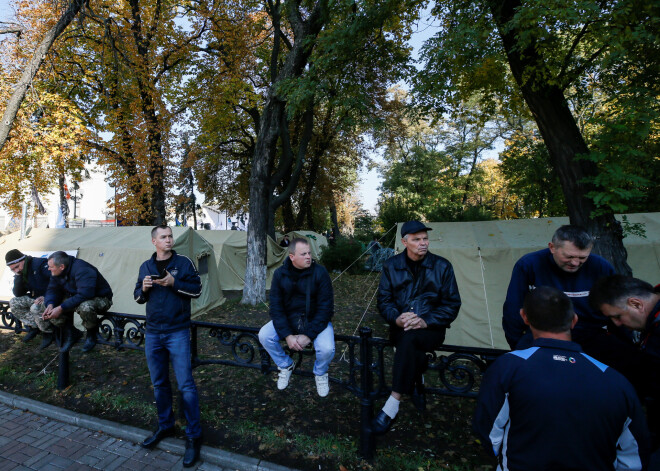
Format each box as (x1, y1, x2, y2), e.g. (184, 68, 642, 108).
(5, 249, 54, 348)
(258, 238, 335, 397)
(373, 221, 461, 434)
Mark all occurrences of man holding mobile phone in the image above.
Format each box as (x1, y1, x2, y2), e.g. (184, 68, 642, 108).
(134, 225, 203, 467)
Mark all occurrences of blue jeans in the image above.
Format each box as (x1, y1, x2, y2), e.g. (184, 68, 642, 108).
(145, 328, 201, 439)
(258, 321, 335, 376)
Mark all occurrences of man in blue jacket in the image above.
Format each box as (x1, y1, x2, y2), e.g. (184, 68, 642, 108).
(258, 237, 335, 397)
(42, 251, 113, 353)
(373, 220, 461, 434)
(475, 286, 650, 471)
(5, 249, 54, 348)
(134, 225, 202, 468)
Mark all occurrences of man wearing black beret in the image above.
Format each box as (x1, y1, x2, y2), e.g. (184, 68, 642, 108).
(5, 249, 54, 349)
(372, 220, 461, 434)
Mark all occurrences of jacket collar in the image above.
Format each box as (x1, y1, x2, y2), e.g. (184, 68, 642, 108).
(150, 250, 177, 264)
(532, 337, 583, 352)
(393, 250, 434, 270)
(282, 257, 314, 275)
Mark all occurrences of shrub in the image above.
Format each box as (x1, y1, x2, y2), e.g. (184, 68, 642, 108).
(319, 237, 366, 274)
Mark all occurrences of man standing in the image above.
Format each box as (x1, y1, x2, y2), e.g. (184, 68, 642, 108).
(258, 237, 335, 397)
(279, 234, 290, 247)
(474, 286, 650, 471)
(503, 225, 616, 349)
(134, 225, 203, 468)
(42, 251, 113, 353)
(5, 250, 54, 348)
(373, 221, 461, 434)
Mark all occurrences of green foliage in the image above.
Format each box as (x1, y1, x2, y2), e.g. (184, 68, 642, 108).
(319, 238, 366, 274)
(352, 210, 380, 244)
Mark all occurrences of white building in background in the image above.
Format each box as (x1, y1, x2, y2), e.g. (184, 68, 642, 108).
(0, 164, 114, 230)
(200, 205, 248, 230)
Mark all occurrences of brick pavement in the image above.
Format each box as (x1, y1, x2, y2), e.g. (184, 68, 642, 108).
(0, 393, 296, 471)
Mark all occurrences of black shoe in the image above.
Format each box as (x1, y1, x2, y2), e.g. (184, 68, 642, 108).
(40, 332, 54, 350)
(141, 427, 175, 449)
(371, 410, 397, 435)
(22, 327, 39, 343)
(59, 326, 83, 353)
(183, 436, 202, 467)
(412, 383, 426, 413)
(81, 327, 98, 353)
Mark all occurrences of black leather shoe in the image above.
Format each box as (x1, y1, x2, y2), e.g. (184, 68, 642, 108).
(183, 436, 202, 467)
(412, 383, 426, 413)
(40, 332, 54, 350)
(371, 410, 396, 435)
(59, 326, 83, 353)
(141, 427, 175, 449)
(23, 327, 39, 343)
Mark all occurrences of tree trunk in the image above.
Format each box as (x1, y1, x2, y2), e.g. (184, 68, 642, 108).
(0, 0, 85, 153)
(488, 0, 631, 274)
(329, 198, 340, 239)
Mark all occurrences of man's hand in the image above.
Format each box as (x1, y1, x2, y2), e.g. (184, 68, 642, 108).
(142, 275, 153, 292)
(286, 335, 304, 351)
(33, 296, 44, 305)
(43, 305, 63, 320)
(296, 334, 311, 348)
(153, 271, 174, 287)
(396, 312, 428, 331)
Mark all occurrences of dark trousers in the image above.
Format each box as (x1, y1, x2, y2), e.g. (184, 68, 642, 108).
(390, 328, 446, 395)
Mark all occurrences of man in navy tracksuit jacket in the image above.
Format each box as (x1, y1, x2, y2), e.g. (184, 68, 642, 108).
(475, 286, 650, 471)
(134, 225, 202, 468)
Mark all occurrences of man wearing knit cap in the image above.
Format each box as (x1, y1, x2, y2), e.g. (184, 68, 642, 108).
(5, 249, 54, 348)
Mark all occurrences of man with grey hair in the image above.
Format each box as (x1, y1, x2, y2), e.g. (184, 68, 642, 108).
(373, 220, 461, 435)
(5, 249, 54, 349)
(42, 251, 113, 353)
(503, 225, 616, 350)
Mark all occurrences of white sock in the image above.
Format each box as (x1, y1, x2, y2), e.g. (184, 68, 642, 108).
(382, 395, 400, 419)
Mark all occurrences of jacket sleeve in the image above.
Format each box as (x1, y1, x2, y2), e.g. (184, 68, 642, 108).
(44, 276, 63, 308)
(134, 263, 150, 304)
(377, 266, 402, 325)
(171, 256, 202, 299)
(614, 382, 651, 471)
(424, 263, 461, 328)
(502, 259, 530, 349)
(269, 270, 293, 339)
(472, 358, 509, 458)
(304, 266, 334, 341)
(60, 264, 98, 312)
(12, 274, 27, 297)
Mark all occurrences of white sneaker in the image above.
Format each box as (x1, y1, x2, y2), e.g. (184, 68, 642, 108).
(277, 362, 295, 390)
(315, 373, 329, 397)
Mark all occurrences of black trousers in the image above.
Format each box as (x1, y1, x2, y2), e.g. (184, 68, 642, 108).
(390, 328, 446, 395)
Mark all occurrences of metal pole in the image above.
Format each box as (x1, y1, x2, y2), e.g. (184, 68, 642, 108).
(57, 351, 70, 390)
(359, 326, 375, 459)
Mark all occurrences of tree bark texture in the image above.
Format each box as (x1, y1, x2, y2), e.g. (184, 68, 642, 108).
(0, 0, 85, 153)
(488, 0, 631, 275)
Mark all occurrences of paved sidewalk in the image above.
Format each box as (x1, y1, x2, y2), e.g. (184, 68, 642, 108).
(0, 391, 296, 471)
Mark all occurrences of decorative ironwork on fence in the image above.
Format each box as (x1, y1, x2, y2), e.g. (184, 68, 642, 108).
(0, 302, 506, 459)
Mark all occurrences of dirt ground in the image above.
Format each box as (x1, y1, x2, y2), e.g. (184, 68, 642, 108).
(0, 274, 496, 471)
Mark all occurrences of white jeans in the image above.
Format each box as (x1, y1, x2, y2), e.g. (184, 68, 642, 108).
(258, 320, 335, 376)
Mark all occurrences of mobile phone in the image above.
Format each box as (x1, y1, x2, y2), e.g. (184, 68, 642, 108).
(150, 274, 163, 280)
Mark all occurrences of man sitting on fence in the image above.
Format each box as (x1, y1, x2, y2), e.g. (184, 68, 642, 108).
(474, 286, 650, 471)
(373, 220, 461, 435)
(134, 225, 203, 467)
(258, 237, 335, 397)
(42, 251, 113, 353)
(6, 249, 54, 349)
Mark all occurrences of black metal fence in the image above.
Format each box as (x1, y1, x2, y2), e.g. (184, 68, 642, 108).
(0, 302, 506, 459)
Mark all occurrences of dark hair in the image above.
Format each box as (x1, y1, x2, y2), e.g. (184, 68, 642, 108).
(47, 251, 70, 268)
(551, 225, 593, 250)
(589, 275, 657, 309)
(151, 225, 171, 238)
(523, 286, 575, 333)
(289, 237, 310, 254)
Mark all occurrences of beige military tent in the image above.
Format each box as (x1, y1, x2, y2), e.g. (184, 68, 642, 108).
(199, 230, 288, 291)
(395, 213, 660, 350)
(286, 231, 328, 260)
(0, 227, 225, 317)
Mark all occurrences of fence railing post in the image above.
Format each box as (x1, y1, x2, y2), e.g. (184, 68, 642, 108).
(358, 326, 375, 460)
